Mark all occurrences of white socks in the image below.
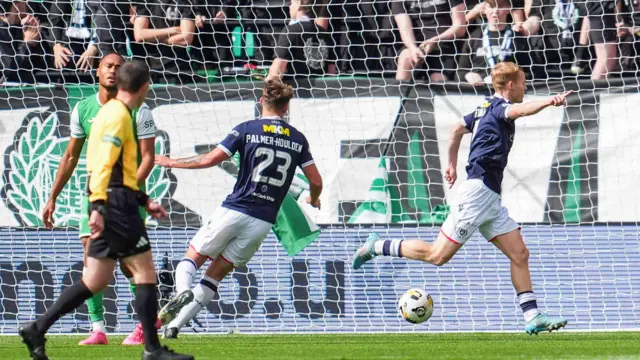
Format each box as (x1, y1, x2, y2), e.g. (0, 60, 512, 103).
(374, 239, 404, 257)
(517, 291, 539, 322)
(92, 320, 106, 333)
(175, 258, 197, 294)
(168, 275, 219, 330)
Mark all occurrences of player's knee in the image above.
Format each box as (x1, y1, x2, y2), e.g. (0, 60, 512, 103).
(132, 272, 157, 285)
(128, 264, 157, 284)
(397, 50, 412, 69)
(185, 247, 208, 268)
(512, 247, 530, 267)
(83, 276, 109, 294)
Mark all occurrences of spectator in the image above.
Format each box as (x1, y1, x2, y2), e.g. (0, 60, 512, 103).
(546, 0, 583, 56)
(240, 0, 288, 67)
(93, 0, 130, 56)
(392, 0, 467, 82)
(572, 0, 619, 79)
(458, 0, 531, 85)
(616, 0, 640, 73)
(134, 0, 198, 84)
(126, 4, 145, 59)
(533, 0, 587, 72)
(356, 0, 398, 74)
(514, 0, 543, 35)
(266, 0, 336, 82)
(0, 0, 46, 83)
(194, 0, 234, 73)
(46, 0, 100, 72)
(315, 0, 395, 76)
(466, 0, 542, 36)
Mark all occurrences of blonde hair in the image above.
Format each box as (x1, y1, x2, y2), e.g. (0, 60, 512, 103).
(492, 62, 522, 90)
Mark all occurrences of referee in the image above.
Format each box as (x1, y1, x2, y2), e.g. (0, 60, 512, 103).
(19, 61, 194, 360)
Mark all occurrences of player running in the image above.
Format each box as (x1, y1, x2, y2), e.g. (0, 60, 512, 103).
(153, 80, 323, 338)
(41, 52, 159, 346)
(353, 62, 571, 335)
(20, 61, 193, 360)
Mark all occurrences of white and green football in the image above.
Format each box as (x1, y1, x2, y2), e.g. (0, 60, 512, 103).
(398, 288, 434, 324)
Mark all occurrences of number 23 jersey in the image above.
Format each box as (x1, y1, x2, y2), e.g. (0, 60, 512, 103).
(218, 116, 314, 224)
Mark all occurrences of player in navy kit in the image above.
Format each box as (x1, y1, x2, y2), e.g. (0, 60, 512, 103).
(353, 62, 571, 334)
(153, 81, 323, 337)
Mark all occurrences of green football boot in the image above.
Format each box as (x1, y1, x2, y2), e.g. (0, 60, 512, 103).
(352, 232, 380, 270)
(525, 313, 568, 335)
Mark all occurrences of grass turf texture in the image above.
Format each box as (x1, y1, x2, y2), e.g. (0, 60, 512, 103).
(1, 333, 639, 360)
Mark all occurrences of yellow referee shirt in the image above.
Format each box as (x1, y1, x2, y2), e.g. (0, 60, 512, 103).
(87, 99, 140, 203)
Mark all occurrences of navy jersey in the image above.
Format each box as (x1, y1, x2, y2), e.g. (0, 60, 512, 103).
(218, 116, 314, 224)
(462, 96, 515, 194)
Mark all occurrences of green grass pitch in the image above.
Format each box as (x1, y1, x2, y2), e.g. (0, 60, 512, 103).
(1, 332, 639, 360)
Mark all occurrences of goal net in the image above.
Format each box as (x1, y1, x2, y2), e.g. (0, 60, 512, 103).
(1, 0, 639, 334)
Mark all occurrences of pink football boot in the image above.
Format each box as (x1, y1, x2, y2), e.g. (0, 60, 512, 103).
(78, 330, 108, 345)
(121, 318, 162, 345)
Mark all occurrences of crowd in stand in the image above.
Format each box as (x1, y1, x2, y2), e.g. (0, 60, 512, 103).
(1, 0, 640, 85)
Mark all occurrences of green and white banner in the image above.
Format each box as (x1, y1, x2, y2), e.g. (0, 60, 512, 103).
(0, 79, 632, 226)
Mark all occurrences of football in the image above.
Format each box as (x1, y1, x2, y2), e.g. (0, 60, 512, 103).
(398, 289, 434, 324)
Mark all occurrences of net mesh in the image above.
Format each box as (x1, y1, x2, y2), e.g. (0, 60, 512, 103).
(1, 0, 640, 334)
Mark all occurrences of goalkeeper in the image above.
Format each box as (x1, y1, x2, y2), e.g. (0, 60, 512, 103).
(41, 53, 158, 346)
(21, 60, 193, 360)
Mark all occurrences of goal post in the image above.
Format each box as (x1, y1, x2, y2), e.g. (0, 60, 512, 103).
(1, 78, 639, 333)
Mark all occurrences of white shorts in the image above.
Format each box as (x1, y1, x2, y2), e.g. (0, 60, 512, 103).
(440, 179, 519, 245)
(189, 207, 272, 267)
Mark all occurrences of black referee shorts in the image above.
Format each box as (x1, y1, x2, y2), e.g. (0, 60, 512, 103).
(87, 187, 151, 261)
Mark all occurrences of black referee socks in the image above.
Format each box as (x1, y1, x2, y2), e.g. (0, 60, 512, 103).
(135, 283, 161, 352)
(36, 281, 93, 333)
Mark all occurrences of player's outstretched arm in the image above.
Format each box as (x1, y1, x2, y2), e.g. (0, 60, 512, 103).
(42, 136, 85, 228)
(155, 147, 230, 170)
(506, 90, 572, 121)
(266, 58, 288, 82)
(444, 123, 470, 188)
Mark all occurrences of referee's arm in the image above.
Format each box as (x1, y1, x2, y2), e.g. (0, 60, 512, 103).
(88, 118, 127, 203)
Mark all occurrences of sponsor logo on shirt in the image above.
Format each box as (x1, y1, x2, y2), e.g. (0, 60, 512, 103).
(263, 124, 290, 136)
(143, 119, 154, 130)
